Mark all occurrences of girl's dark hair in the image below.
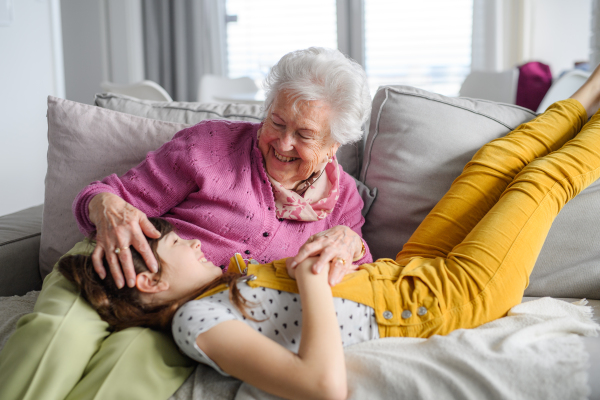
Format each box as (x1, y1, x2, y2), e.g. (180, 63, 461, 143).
(58, 218, 253, 333)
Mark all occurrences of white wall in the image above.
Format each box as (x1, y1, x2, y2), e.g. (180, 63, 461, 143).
(528, 0, 591, 76)
(0, 0, 143, 217)
(0, 0, 64, 216)
(472, 0, 592, 74)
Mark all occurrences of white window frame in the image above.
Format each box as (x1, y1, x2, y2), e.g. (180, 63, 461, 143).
(336, 0, 365, 67)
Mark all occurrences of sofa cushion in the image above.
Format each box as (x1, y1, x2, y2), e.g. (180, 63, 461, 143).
(94, 93, 363, 178)
(361, 85, 600, 300)
(40, 97, 190, 276)
(94, 92, 265, 123)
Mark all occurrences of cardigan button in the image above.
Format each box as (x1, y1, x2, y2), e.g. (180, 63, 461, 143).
(278, 218, 284, 222)
(263, 232, 269, 237)
(382, 311, 393, 320)
(244, 250, 251, 254)
(401, 310, 412, 319)
(417, 307, 428, 316)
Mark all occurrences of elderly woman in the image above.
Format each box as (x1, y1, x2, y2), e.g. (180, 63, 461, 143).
(73, 47, 373, 289)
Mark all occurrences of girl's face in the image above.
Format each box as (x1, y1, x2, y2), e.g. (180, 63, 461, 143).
(155, 232, 223, 298)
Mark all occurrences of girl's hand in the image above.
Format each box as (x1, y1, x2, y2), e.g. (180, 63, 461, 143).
(285, 257, 298, 280)
(285, 257, 323, 280)
(289, 226, 364, 286)
(88, 192, 161, 288)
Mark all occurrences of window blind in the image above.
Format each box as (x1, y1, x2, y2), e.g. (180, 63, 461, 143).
(365, 0, 473, 96)
(226, 0, 338, 83)
(225, 0, 473, 97)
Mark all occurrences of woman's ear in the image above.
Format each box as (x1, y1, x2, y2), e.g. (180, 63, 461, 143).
(136, 271, 169, 294)
(331, 142, 341, 154)
(327, 143, 341, 162)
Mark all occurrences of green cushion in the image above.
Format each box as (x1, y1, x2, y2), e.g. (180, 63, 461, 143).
(66, 328, 193, 400)
(0, 239, 194, 400)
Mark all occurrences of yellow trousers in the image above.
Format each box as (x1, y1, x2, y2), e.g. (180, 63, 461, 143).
(362, 99, 599, 338)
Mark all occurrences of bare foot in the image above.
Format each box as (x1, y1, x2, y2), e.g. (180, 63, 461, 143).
(570, 63, 600, 117)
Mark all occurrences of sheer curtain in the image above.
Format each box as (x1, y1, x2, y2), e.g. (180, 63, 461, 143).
(363, 0, 473, 96)
(142, 0, 227, 101)
(225, 0, 338, 82)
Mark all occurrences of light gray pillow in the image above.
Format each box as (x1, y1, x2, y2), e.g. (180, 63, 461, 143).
(94, 93, 363, 178)
(94, 92, 265, 124)
(361, 85, 600, 300)
(41, 97, 189, 277)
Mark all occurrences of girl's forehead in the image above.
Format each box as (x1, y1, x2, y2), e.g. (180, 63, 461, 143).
(162, 231, 178, 240)
(157, 231, 176, 251)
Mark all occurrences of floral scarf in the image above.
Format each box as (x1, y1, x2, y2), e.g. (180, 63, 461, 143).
(266, 157, 340, 222)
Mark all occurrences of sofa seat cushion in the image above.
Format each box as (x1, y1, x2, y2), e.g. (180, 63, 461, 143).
(361, 85, 600, 299)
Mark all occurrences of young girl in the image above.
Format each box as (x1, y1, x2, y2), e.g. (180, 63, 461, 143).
(59, 69, 600, 400)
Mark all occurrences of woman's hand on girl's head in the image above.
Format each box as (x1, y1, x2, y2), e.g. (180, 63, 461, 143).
(289, 225, 363, 286)
(89, 192, 161, 289)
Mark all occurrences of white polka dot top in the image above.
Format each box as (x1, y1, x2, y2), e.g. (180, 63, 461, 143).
(172, 280, 379, 376)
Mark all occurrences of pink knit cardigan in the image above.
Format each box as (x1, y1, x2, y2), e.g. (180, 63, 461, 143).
(73, 120, 372, 270)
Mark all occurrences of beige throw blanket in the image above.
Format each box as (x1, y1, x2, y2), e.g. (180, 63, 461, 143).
(230, 298, 599, 400)
(1, 294, 596, 400)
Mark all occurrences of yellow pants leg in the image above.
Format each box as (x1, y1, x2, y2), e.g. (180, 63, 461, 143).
(440, 106, 600, 331)
(397, 99, 587, 263)
(376, 99, 600, 338)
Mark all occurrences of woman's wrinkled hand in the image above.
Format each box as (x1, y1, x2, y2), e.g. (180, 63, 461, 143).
(88, 192, 161, 289)
(288, 225, 364, 286)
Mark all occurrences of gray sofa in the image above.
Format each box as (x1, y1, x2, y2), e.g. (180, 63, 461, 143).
(1, 86, 599, 399)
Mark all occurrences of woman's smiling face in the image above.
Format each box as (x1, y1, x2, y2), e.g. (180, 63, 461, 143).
(258, 91, 340, 190)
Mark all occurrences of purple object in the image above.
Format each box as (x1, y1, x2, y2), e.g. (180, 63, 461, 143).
(516, 62, 553, 111)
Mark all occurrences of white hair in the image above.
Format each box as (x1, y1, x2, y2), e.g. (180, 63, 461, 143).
(263, 47, 372, 145)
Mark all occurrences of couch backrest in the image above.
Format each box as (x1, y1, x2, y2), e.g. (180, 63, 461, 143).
(45, 91, 600, 299)
(94, 93, 363, 179)
(361, 85, 600, 299)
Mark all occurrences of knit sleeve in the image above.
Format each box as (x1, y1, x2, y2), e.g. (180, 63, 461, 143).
(72, 122, 219, 236)
(334, 169, 373, 265)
